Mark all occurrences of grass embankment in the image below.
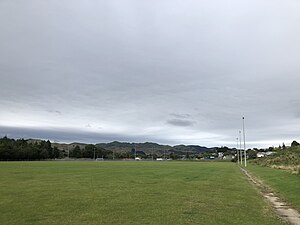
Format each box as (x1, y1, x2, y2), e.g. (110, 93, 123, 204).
(0, 161, 284, 225)
(247, 163, 300, 211)
(252, 146, 300, 174)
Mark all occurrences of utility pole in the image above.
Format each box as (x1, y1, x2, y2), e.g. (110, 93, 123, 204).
(242, 117, 247, 167)
(134, 144, 137, 160)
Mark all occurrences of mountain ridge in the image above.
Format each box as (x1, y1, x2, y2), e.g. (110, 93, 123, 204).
(50, 140, 215, 155)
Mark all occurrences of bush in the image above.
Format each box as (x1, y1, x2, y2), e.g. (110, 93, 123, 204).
(251, 146, 300, 175)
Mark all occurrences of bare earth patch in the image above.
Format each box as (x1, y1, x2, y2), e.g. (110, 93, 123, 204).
(240, 167, 300, 225)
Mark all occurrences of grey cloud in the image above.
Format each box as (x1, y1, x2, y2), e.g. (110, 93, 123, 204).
(0, 126, 128, 144)
(0, 126, 176, 145)
(169, 113, 191, 119)
(47, 110, 62, 115)
(167, 119, 196, 127)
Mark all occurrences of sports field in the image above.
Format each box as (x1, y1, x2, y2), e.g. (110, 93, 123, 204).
(0, 161, 284, 225)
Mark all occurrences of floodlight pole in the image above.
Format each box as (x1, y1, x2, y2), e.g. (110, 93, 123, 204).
(236, 137, 239, 164)
(242, 117, 247, 167)
(152, 147, 154, 161)
(239, 130, 242, 165)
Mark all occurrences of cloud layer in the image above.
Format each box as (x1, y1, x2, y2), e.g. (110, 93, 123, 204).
(1, 0, 300, 148)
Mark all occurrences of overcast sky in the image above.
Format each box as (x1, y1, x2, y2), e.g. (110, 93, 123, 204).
(1, 0, 300, 148)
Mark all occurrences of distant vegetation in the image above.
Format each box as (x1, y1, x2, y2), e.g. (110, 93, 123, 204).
(0, 136, 241, 161)
(0, 137, 112, 161)
(0, 136, 60, 160)
(251, 141, 300, 175)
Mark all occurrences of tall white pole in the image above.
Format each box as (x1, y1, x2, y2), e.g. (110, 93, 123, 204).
(242, 117, 247, 167)
(236, 137, 239, 164)
(152, 147, 154, 161)
(239, 130, 242, 165)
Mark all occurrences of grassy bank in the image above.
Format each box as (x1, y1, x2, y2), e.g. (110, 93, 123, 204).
(252, 146, 300, 174)
(0, 161, 284, 225)
(247, 163, 300, 211)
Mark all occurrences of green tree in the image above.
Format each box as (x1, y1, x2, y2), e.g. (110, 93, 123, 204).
(71, 145, 82, 158)
(53, 147, 60, 158)
(247, 150, 257, 159)
(84, 144, 96, 158)
(0, 137, 59, 160)
(291, 140, 299, 147)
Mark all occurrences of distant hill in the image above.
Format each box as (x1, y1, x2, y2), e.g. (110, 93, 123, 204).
(172, 145, 212, 154)
(96, 141, 214, 155)
(96, 141, 171, 155)
(51, 140, 215, 155)
(51, 142, 88, 151)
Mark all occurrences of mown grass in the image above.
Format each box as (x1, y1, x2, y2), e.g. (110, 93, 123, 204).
(0, 161, 284, 225)
(248, 163, 300, 211)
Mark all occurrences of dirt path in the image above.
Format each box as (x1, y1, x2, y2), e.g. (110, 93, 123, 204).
(240, 167, 300, 225)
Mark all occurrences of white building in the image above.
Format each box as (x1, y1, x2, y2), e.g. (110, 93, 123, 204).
(257, 152, 265, 158)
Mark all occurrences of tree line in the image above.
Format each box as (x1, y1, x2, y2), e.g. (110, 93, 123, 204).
(69, 144, 112, 159)
(4, 136, 297, 161)
(0, 136, 60, 160)
(0, 137, 115, 161)
(0, 136, 237, 161)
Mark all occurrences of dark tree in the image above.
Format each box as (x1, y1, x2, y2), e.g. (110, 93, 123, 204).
(0, 137, 60, 160)
(247, 150, 257, 159)
(53, 147, 60, 158)
(70, 145, 82, 158)
(291, 140, 300, 147)
(84, 144, 96, 158)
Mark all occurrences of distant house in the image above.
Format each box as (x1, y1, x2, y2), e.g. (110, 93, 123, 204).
(218, 152, 224, 158)
(257, 152, 265, 158)
(223, 155, 234, 160)
(257, 151, 274, 158)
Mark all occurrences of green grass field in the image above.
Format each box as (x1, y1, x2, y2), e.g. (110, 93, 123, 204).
(248, 163, 300, 211)
(0, 161, 284, 225)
